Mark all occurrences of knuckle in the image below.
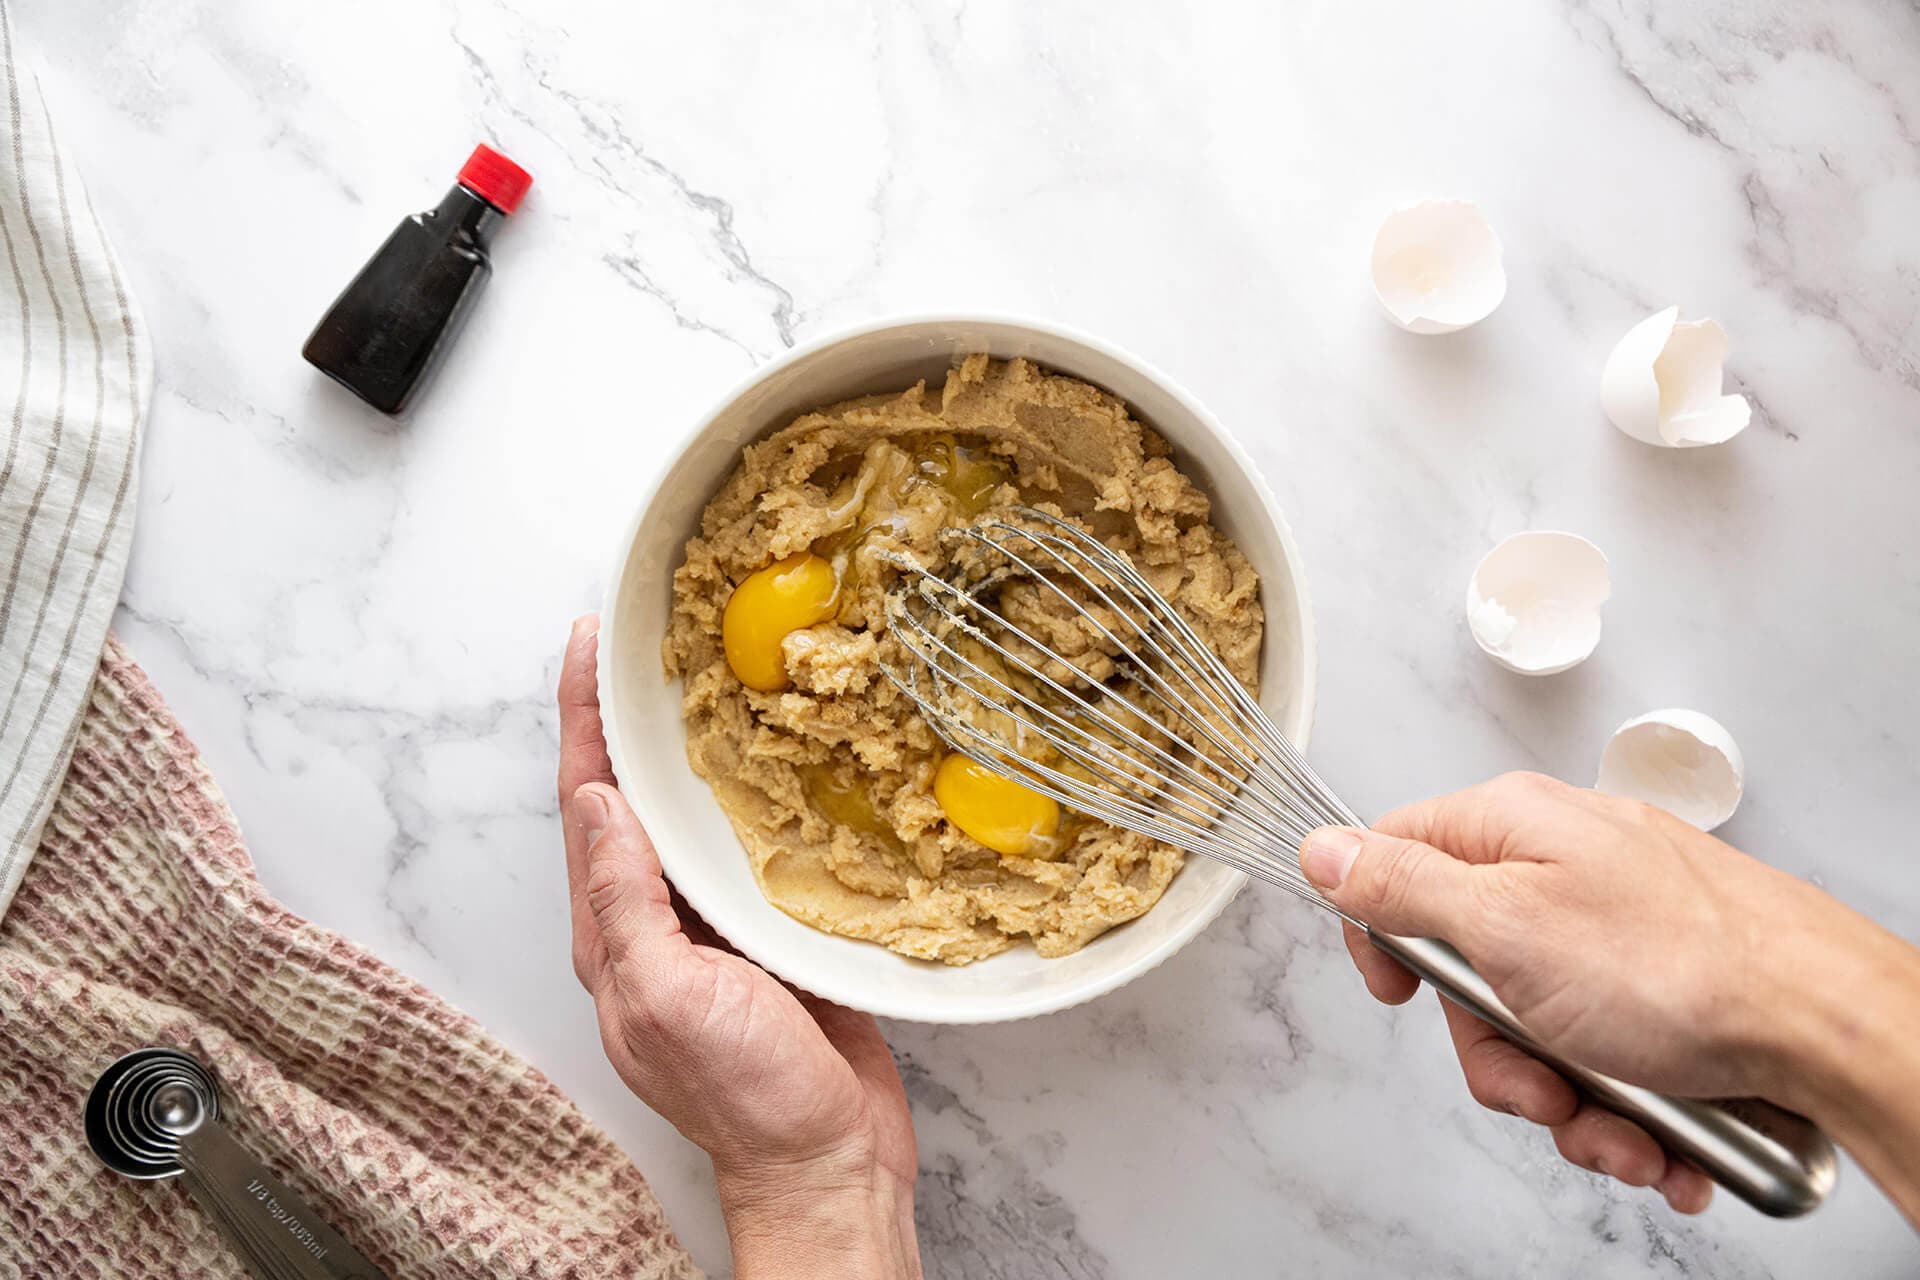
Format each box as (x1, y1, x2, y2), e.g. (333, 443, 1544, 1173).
(583, 859, 628, 931)
(1370, 801, 1423, 840)
(1610, 797, 1656, 832)
(1468, 772, 1571, 856)
(1493, 770, 1561, 802)
(1352, 840, 1421, 919)
(1625, 795, 1678, 834)
(1587, 786, 1675, 840)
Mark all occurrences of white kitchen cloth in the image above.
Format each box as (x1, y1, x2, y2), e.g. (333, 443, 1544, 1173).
(0, 0, 151, 919)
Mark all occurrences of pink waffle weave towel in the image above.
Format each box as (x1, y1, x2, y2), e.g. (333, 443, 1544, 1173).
(0, 636, 701, 1278)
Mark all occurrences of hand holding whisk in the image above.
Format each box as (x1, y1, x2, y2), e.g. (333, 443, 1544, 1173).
(880, 506, 1836, 1218)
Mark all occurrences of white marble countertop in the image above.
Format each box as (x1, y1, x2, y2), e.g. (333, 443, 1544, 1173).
(18, 0, 1920, 1273)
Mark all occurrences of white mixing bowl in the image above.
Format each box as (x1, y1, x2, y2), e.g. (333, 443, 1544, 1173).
(599, 315, 1317, 1023)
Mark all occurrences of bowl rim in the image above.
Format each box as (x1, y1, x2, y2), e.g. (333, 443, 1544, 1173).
(598, 310, 1320, 1022)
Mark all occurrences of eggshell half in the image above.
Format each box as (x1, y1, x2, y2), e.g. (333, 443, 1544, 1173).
(1370, 200, 1507, 334)
(1601, 307, 1752, 446)
(1467, 531, 1611, 675)
(1596, 709, 1745, 830)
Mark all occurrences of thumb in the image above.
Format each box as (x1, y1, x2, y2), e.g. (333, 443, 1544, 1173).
(1299, 825, 1484, 943)
(572, 782, 684, 964)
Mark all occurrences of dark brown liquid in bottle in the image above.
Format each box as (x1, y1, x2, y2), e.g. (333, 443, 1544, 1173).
(302, 184, 502, 414)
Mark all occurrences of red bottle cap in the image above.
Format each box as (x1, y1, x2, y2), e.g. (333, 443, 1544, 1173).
(457, 144, 532, 214)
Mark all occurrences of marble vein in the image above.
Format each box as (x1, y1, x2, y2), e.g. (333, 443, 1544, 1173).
(13, 0, 1920, 1273)
(452, 29, 800, 359)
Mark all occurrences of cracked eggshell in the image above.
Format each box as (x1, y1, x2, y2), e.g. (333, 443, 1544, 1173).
(1597, 709, 1744, 831)
(1370, 200, 1507, 334)
(1467, 531, 1611, 675)
(1601, 306, 1752, 447)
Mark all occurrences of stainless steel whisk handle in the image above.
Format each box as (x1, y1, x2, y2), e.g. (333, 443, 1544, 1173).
(1370, 931, 1838, 1217)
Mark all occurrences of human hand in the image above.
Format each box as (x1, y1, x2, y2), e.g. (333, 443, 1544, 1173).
(557, 615, 922, 1278)
(1298, 772, 1920, 1218)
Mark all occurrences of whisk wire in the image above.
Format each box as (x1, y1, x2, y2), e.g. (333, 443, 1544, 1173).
(963, 523, 1272, 777)
(887, 662, 1328, 900)
(887, 571, 1294, 849)
(877, 506, 1374, 900)
(1008, 511, 1364, 824)
(957, 516, 1339, 838)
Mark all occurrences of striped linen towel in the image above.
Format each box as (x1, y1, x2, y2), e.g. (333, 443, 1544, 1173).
(0, 0, 152, 919)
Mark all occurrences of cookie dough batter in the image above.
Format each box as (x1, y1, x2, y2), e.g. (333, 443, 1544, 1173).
(664, 355, 1262, 964)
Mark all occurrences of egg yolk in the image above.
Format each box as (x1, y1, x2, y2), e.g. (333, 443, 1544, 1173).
(910, 434, 1008, 516)
(798, 762, 902, 849)
(722, 553, 841, 692)
(933, 755, 1060, 858)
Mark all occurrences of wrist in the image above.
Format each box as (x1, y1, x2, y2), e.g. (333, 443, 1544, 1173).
(716, 1149, 920, 1280)
(1719, 879, 1920, 1225)
(1763, 916, 1920, 1120)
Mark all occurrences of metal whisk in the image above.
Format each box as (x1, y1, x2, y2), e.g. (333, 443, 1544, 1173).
(880, 507, 1835, 1218)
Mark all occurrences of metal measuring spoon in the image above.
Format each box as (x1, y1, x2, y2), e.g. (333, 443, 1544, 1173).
(85, 1048, 387, 1280)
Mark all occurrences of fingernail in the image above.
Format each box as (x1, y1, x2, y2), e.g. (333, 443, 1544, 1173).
(575, 786, 609, 847)
(570, 614, 600, 643)
(1302, 828, 1365, 889)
